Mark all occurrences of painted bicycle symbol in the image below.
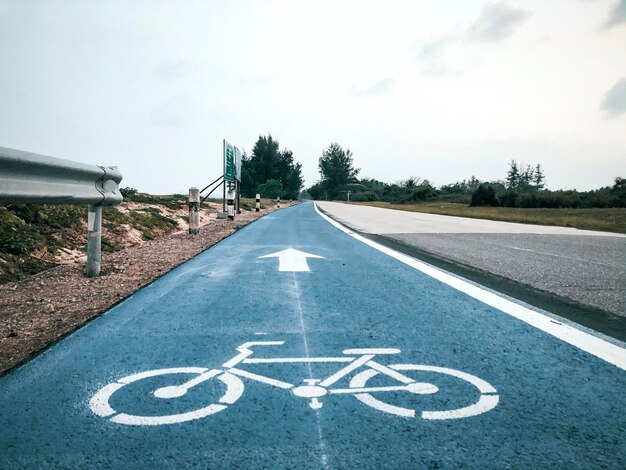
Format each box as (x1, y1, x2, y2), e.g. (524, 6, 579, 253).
(90, 341, 499, 426)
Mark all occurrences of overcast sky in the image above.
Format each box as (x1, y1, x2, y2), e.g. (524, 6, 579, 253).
(0, 0, 624, 193)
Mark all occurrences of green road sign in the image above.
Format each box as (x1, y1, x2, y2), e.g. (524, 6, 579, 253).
(234, 147, 242, 182)
(224, 140, 235, 182)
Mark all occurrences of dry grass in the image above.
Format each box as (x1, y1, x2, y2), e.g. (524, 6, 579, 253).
(351, 201, 626, 234)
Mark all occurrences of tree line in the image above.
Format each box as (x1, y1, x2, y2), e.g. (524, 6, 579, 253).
(239, 134, 304, 200)
(304, 144, 626, 209)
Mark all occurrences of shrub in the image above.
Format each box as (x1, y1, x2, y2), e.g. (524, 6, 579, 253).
(470, 185, 500, 207)
(0, 207, 45, 255)
(436, 193, 472, 204)
(120, 187, 138, 197)
(517, 193, 539, 208)
(258, 179, 283, 199)
(498, 191, 517, 207)
(349, 191, 378, 202)
(411, 186, 434, 201)
(306, 183, 325, 200)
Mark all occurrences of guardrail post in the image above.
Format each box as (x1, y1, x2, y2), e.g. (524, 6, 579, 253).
(188, 187, 200, 235)
(86, 205, 103, 277)
(256, 193, 260, 212)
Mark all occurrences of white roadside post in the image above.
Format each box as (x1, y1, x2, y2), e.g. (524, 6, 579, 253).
(227, 186, 236, 220)
(277, 197, 280, 208)
(188, 187, 200, 235)
(255, 193, 260, 212)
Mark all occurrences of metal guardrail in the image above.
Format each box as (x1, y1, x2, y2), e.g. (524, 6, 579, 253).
(0, 146, 122, 205)
(0, 146, 123, 277)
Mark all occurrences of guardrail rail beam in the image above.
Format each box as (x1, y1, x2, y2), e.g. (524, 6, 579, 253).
(0, 146, 123, 277)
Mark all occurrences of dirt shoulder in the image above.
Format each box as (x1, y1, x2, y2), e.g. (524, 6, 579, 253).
(350, 201, 626, 234)
(0, 205, 287, 376)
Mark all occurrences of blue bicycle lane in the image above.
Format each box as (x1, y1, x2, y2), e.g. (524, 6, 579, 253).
(0, 201, 625, 469)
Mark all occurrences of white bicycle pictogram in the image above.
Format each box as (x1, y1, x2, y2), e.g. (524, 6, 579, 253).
(90, 341, 499, 426)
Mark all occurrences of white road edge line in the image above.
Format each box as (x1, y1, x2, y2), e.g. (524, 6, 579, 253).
(314, 203, 626, 371)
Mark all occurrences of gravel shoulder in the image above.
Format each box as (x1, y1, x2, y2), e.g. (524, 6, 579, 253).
(0, 205, 287, 376)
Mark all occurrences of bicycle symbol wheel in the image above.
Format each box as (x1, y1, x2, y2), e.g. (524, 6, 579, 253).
(350, 364, 499, 419)
(89, 368, 244, 426)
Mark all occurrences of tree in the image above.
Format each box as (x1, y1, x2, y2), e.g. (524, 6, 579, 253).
(519, 164, 534, 190)
(470, 184, 500, 207)
(258, 179, 283, 199)
(359, 178, 387, 198)
(239, 152, 256, 197)
(533, 164, 545, 190)
(280, 151, 304, 199)
(611, 177, 626, 207)
(467, 176, 481, 192)
(119, 187, 138, 197)
(250, 135, 281, 183)
(240, 135, 304, 199)
(401, 177, 422, 189)
(506, 159, 547, 192)
(306, 182, 325, 200)
(318, 143, 360, 199)
(506, 160, 520, 189)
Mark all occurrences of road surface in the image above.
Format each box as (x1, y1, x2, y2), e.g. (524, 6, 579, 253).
(0, 202, 624, 469)
(317, 201, 626, 335)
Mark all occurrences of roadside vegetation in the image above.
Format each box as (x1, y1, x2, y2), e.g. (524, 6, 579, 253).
(239, 134, 304, 200)
(304, 146, 626, 233)
(0, 192, 229, 284)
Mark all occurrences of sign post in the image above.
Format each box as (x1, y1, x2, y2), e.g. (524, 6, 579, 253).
(234, 147, 242, 214)
(223, 140, 235, 214)
(223, 139, 246, 218)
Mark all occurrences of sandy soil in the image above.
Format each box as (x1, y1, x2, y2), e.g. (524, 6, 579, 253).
(0, 205, 286, 376)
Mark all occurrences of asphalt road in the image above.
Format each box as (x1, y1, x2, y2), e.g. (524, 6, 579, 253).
(0, 202, 624, 469)
(316, 202, 625, 330)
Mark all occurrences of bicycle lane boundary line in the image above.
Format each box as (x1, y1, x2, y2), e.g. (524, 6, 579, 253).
(290, 271, 329, 469)
(313, 203, 626, 371)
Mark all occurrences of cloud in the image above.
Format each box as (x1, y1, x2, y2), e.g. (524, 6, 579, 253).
(602, 0, 626, 29)
(151, 94, 200, 128)
(352, 79, 396, 97)
(417, 37, 462, 76)
(466, 1, 532, 42)
(415, 2, 530, 76)
(534, 34, 553, 46)
(601, 78, 626, 117)
(156, 59, 198, 79)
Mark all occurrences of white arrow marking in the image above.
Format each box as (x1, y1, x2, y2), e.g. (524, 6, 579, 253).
(259, 248, 324, 272)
